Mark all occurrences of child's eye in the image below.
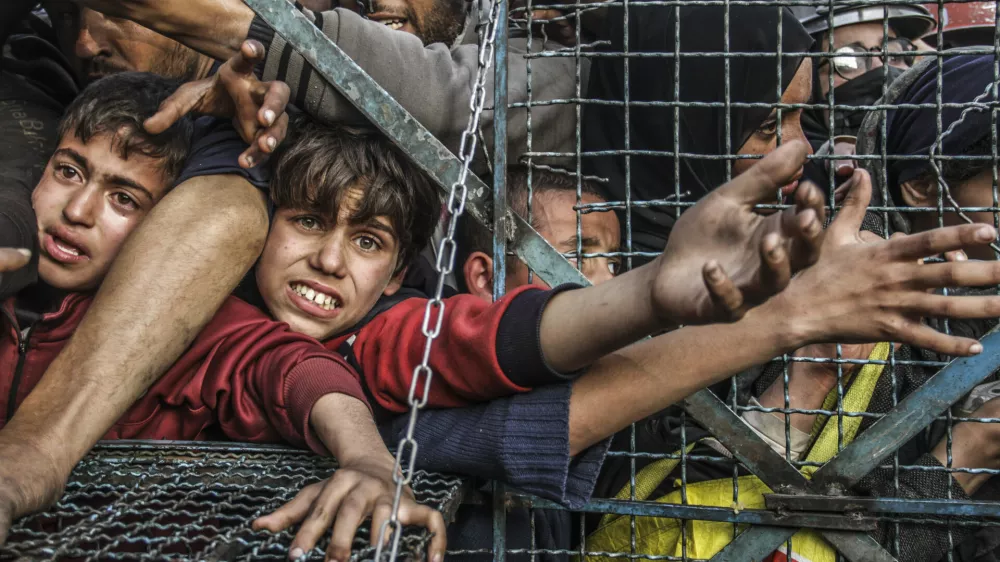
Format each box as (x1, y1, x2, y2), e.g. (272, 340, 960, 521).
(112, 192, 138, 211)
(295, 216, 322, 231)
(608, 259, 620, 276)
(356, 235, 380, 251)
(55, 164, 82, 182)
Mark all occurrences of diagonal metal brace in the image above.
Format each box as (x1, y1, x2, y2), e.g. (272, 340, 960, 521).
(811, 326, 1000, 493)
(244, 0, 587, 288)
(681, 391, 809, 493)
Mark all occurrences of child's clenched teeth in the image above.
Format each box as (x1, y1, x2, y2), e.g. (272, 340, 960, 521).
(291, 283, 340, 311)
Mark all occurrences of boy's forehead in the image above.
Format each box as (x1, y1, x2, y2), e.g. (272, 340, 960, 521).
(55, 131, 171, 199)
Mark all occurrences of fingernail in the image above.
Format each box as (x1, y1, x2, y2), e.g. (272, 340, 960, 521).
(264, 110, 275, 126)
(267, 136, 277, 150)
(289, 548, 304, 560)
(979, 226, 996, 242)
(971, 343, 984, 354)
(956, 251, 968, 261)
(707, 264, 724, 282)
(16, 249, 31, 258)
(245, 155, 255, 167)
(433, 555, 443, 562)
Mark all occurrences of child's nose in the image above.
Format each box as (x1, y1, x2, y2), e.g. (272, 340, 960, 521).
(311, 240, 347, 277)
(62, 187, 98, 228)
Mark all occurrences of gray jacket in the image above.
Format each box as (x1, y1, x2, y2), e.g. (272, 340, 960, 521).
(251, 2, 584, 175)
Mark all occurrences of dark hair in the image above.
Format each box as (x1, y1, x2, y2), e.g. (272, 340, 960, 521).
(454, 165, 605, 291)
(59, 72, 193, 183)
(270, 117, 440, 274)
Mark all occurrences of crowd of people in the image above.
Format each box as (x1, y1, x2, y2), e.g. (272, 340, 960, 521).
(2, 0, 1000, 561)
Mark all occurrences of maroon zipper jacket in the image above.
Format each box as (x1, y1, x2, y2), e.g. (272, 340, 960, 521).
(0, 293, 367, 453)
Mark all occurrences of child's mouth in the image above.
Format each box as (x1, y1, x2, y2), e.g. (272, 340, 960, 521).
(42, 232, 89, 265)
(288, 282, 342, 318)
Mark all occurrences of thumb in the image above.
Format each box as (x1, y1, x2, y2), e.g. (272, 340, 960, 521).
(0, 248, 31, 273)
(828, 168, 873, 239)
(230, 40, 265, 76)
(714, 141, 809, 206)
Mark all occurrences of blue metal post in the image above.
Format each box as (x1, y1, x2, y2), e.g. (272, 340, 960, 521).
(493, 0, 509, 301)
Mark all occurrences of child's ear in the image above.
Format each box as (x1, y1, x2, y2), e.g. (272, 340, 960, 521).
(462, 251, 494, 302)
(383, 266, 407, 296)
(899, 177, 937, 207)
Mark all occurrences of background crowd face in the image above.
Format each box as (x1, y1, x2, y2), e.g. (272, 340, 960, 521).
(365, 0, 467, 45)
(506, 191, 621, 290)
(733, 59, 813, 180)
(33, 132, 172, 291)
(818, 22, 905, 98)
(255, 187, 404, 341)
(44, 2, 210, 83)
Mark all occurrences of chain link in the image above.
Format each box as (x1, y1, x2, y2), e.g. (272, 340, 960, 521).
(373, 0, 504, 559)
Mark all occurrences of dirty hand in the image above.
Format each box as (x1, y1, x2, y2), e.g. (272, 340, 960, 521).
(144, 40, 290, 169)
(0, 249, 30, 274)
(652, 140, 827, 326)
(771, 168, 1000, 357)
(253, 454, 446, 562)
(0, 438, 68, 545)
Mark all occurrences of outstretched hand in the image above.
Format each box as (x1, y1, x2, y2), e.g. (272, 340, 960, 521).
(771, 167, 1000, 357)
(652, 141, 826, 326)
(253, 455, 446, 562)
(144, 40, 290, 169)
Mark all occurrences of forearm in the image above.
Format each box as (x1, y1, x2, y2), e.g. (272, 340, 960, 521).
(566, 303, 797, 456)
(76, 0, 253, 61)
(312, 394, 394, 464)
(1, 176, 267, 469)
(540, 263, 663, 373)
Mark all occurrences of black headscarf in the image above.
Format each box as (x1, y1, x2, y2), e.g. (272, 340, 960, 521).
(885, 55, 998, 205)
(582, 4, 813, 254)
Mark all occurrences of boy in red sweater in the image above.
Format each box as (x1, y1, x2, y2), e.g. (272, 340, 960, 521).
(0, 73, 446, 561)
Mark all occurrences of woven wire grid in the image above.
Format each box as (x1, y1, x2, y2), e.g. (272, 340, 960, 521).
(496, 0, 1000, 560)
(0, 441, 465, 562)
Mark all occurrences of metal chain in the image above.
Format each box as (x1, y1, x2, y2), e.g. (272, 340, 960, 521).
(373, 1, 503, 560)
(927, 80, 1000, 254)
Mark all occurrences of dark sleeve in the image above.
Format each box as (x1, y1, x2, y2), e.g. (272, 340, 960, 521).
(173, 117, 271, 191)
(496, 283, 585, 387)
(380, 383, 610, 509)
(0, 71, 61, 299)
(854, 452, 976, 562)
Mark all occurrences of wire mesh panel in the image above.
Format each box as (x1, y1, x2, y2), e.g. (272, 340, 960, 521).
(493, 1, 1000, 561)
(0, 441, 465, 562)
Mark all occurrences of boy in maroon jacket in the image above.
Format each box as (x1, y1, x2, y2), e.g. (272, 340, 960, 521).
(0, 73, 446, 561)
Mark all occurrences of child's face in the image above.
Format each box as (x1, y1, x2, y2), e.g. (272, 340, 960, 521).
(32, 132, 172, 291)
(256, 186, 405, 341)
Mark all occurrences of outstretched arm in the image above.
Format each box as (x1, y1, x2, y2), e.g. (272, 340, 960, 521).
(567, 168, 1000, 454)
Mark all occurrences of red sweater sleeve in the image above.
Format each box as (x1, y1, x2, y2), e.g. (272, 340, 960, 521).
(347, 284, 581, 414)
(154, 297, 368, 454)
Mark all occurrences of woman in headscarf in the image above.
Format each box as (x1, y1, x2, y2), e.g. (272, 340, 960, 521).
(583, 3, 815, 258)
(859, 54, 1000, 259)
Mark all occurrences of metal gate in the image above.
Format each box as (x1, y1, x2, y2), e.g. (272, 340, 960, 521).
(7, 0, 1000, 560)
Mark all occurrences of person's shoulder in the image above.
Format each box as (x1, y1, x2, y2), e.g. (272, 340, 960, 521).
(173, 117, 271, 190)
